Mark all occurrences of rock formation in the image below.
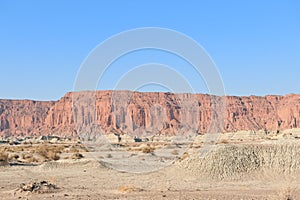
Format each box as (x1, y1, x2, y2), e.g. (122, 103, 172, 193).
(0, 91, 299, 137)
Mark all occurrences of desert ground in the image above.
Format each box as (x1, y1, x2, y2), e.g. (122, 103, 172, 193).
(1, 129, 300, 200)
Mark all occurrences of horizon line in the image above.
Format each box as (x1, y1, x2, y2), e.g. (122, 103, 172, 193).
(0, 90, 299, 102)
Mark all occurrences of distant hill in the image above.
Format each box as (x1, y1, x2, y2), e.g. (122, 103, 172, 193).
(0, 91, 299, 137)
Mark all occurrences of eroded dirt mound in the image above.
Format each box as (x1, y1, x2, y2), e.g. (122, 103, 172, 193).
(179, 143, 300, 180)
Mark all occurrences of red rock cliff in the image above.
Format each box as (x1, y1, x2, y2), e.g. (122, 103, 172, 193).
(0, 91, 299, 137)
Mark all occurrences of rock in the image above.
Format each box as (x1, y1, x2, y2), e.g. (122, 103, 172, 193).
(134, 137, 142, 143)
(8, 140, 21, 145)
(17, 181, 59, 193)
(0, 140, 7, 144)
(0, 91, 300, 137)
(38, 135, 47, 141)
(47, 135, 61, 142)
(71, 152, 84, 160)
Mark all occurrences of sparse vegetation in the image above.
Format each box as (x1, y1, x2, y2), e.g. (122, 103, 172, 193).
(21, 153, 39, 163)
(0, 142, 89, 164)
(141, 145, 155, 154)
(171, 149, 179, 155)
(218, 139, 229, 144)
(180, 152, 189, 161)
(106, 153, 112, 158)
(8, 153, 19, 160)
(35, 145, 62, 161)
(0, 133, 300, 199)
(118, 185, 143, 193)
(70, 152, 84, 160)
(0, 150, 8, 164)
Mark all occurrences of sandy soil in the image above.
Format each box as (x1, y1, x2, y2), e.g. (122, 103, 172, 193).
(1, 159, 299, 200)
(1, 130, 300, 199)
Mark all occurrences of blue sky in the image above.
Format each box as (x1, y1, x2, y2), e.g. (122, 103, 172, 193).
(0, 1, 299, 100)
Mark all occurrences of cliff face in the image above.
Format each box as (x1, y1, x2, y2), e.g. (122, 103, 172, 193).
(0, 91, 299, 137)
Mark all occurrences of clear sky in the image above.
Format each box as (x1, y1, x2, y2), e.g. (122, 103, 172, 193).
(0, 1, 299, 100)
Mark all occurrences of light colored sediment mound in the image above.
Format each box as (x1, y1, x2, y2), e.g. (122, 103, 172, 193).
(178, 143, 300, 180)
(37, 159, 103, 171)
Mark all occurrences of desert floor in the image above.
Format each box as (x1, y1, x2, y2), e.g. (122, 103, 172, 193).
(1, 130, 300, 200)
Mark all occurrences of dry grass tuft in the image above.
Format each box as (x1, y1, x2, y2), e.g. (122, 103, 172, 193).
(8, 153, 19, 160)
(118, 185, 143, 193)
(0, 151, 8, 161)
(35, 145, 61, 161)
(70, 153, 84, 160)
(218, 139, 229, 144)
(21, 153, 39, 163)
(0, 150, 8, 165)
(0, 142, 86, 164)
(68, 146, 79, 153)
(171, 149, 179, 155)
(106, 153, 113, 158)
(141, 146, 155, 154)
(179, 152, 189, 161)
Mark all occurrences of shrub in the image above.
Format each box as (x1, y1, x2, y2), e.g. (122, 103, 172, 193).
(0, 151, 8, 162)
(118, 185, 143, 193)
(218, 139, 229, 144)
(106, 153, 112, 158)
(35, 145, 61, 161)
(71, 153, 84, 160)
(180, 152, 189, 161)
(171, 149, 179, 155)
(141, 146, 155, 154)
(8, 153, 19, 160)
